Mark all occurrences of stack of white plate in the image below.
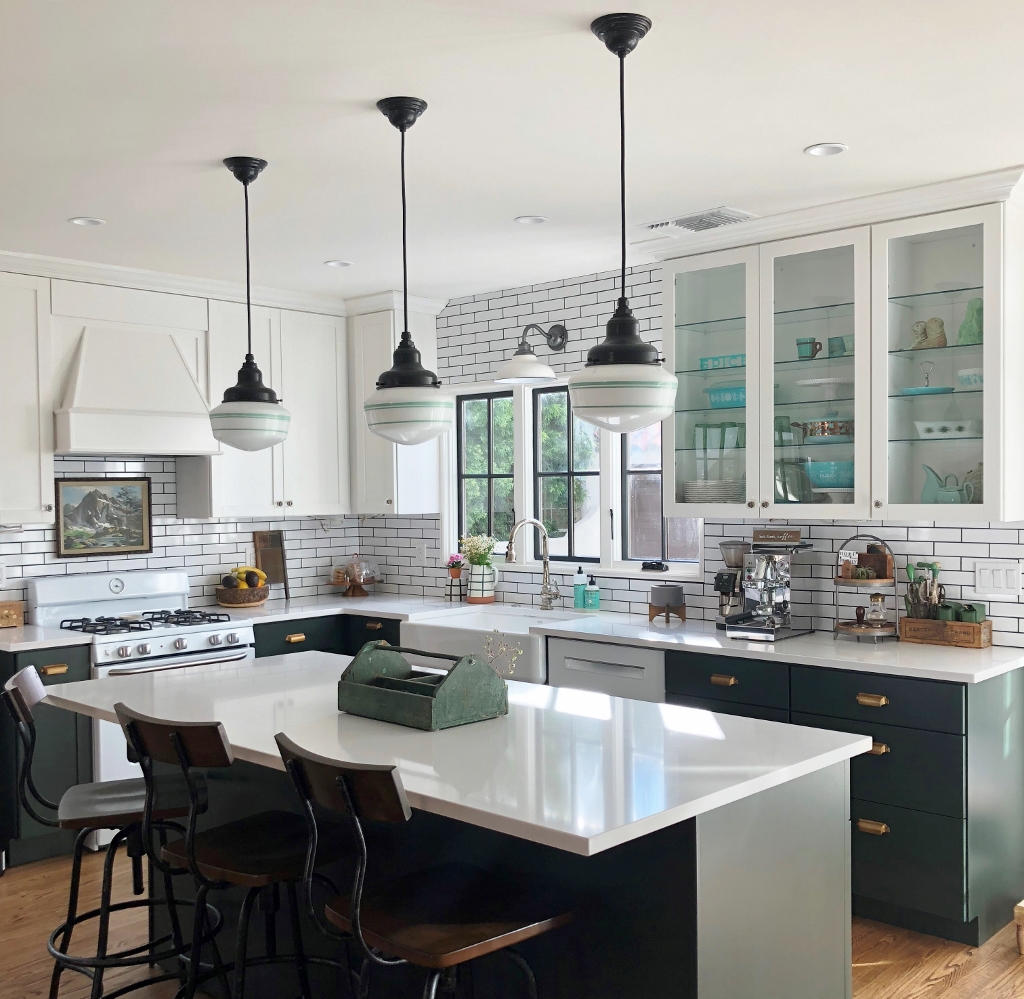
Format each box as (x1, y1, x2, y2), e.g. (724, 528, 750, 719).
(682, 479, 746, 503)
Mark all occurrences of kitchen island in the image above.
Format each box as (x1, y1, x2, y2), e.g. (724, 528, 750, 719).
(45, 650, 870, 998)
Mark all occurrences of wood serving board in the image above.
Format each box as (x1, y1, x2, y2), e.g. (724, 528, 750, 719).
(898, 617, 992, 648)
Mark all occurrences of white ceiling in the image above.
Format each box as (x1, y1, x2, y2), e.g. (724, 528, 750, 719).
(2, 0, 1024, 303)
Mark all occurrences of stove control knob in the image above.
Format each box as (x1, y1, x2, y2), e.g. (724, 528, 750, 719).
(226, 633, 239, 645)
(174, 638, 188, 651)
(209, 634, 223, 646)
(137, 643, 151, 655)
(117, 645, 131, 658)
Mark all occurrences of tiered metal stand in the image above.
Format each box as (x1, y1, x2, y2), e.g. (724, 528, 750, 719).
(833, 534, 900, 643)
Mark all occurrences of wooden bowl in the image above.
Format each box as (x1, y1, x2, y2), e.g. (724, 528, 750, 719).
(216, 584, 270, 607)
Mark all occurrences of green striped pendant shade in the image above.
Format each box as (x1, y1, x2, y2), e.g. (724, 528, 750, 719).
(364, 384, 455, 445)
(568, 361, 677, 432)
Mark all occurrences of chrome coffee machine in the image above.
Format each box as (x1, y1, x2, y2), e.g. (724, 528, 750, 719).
(714, 541, 750, 629)
(725, 539, 812, 641)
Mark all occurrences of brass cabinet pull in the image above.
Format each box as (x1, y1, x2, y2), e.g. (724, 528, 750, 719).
(365, 621, 383, 631)
(870, 741, 890, 755)
(285, 633, 306, 644)
(39, 664, 69, 676)
(710, 674, 738, 687)
(856, 819, 891, 836)
(856, 693, 889, 708)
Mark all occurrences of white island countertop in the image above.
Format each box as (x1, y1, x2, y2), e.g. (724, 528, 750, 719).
(43, 650, 870, 856)
(530, 614, 1024, 684)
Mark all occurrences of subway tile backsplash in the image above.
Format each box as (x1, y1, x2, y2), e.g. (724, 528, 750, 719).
(5, 265, 1022, 648)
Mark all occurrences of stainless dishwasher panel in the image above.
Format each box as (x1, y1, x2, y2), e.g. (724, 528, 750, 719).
(546, 638, 665, 703)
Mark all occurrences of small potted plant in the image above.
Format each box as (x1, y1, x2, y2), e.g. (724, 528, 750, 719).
(460, 535, 498, 604)
(446, 553, 468, 579)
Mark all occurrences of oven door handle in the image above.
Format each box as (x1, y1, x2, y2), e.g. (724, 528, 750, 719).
(106, 650, 252, 676)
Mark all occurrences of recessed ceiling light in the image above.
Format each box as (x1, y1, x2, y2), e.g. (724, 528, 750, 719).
(515, 215, 548, 225)
(68, 216, 105, 226)
(804, 143, 848, 157)
(324, 259, 352, 267)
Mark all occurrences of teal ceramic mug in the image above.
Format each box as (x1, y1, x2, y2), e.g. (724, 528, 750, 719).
(796, 337, 822, 360)
(828, 334, 855, 357)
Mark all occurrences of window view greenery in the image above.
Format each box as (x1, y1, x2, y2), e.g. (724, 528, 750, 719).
(457, 392, 514, 544)
(534, 387, 600, 561)
(622, 423, 700, 562)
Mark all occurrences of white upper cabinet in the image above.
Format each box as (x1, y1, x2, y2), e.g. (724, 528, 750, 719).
(758, 227, 871, 518)
(177, 302, 349, 519)
(871, 204, 1011, 520)
(279, 310, 349, 516)
(348, 305, 441, 515)
(0, 274, 54, 524)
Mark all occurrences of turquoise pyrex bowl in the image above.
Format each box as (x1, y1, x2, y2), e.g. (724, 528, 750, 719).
(805, 460, 855, 489)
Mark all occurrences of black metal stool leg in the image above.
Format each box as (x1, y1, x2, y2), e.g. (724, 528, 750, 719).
(504, 949, 538, 999)
(205, 907, 232, 999)
(184, 883, 210, 999)
(49, 827, 91, 999)
(262, 883, 279, 958)
(285, 882, 312, 999)
(356, 957, 371, 999)
(233, 885, 261, 999)
(422, 970, 442, 999)
(90, 828, 127, 999)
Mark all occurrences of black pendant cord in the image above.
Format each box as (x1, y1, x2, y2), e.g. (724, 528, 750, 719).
(619, 52, 626, 302)
(243, 180, 253, 359)
(401, 127, 409, 339)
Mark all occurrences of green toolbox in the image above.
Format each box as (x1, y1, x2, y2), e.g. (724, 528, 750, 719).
(338, 642, 509, 731)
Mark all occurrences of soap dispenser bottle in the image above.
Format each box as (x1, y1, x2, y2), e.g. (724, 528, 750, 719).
(573, 566, 587, 609)
(584, 575, 600, 611)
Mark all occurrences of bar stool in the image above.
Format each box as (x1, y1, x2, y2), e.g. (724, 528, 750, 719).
(2, 667, 224, 999)
(276, 733, 574, 999)
(115, 702, 352, 999)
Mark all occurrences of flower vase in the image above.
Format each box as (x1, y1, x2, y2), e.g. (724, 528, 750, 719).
(467, 563, 497, 604)
(448, 567, 463, 580)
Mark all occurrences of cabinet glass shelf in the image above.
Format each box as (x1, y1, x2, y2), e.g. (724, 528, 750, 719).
(676, 396, 854, 415)
(773, 302, 854, 323)
(888, 388, 982, 400)
(677, 366, 747, 376)
(890, 437, 983, 444)
(889, 343, 983, 359)
(888, 286, 983, 307)
(676, 315, 746, 335)
(773, 356, 855, 370)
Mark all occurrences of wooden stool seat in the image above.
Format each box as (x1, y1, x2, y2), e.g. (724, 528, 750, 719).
(160, 809, 344, 888)
(57, 774, 191, 829)
(324, 861, 573, 969)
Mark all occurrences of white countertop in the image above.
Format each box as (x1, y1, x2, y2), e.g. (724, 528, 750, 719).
(0, 625, 93, 654)
(43, 650, 870, 856)
(216, 593, 450, 625)
(531, 615, 1024, 684)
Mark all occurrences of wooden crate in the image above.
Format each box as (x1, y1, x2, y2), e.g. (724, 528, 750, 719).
(899, 617, 992, 649)
(0, 601, 24, 628)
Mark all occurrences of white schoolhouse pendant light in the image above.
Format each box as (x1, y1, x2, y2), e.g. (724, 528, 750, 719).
(209, 157, 291, 451)
(567, 14, 677, 433)
(364, 98, 454, 445)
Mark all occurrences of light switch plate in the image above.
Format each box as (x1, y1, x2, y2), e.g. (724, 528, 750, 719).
(973, 560, 1022, 599)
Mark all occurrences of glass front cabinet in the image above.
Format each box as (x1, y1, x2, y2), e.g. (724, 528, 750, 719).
(664, 203, 1021, 521)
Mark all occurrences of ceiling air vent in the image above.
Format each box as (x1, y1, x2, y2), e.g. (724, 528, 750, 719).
(640, 207, 757, 234)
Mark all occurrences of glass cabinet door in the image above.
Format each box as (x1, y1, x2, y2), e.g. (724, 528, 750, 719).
(872, 205, 998, 519)
(758, 228, 871, 516)
(663, 246, 760, 517)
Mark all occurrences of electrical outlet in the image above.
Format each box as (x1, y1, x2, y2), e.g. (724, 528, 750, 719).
(0, 561, 6, 590)
(415, 541, 429, 564)
(973, 560, 1022, 599)
(244, 546, 256, 569)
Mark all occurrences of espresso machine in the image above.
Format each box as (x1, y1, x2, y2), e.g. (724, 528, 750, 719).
(725, 543, 813, 641)
(714, 541, 749, 629)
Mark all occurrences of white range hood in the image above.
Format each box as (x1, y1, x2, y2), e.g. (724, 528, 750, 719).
(54, 328, 220, 455)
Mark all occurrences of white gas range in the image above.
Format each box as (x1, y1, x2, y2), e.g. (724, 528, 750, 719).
(27, 571, 255, 844)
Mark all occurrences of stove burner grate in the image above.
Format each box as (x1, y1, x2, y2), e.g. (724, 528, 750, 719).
(60, 617, 155, 635)
(142, 610, 232, 626)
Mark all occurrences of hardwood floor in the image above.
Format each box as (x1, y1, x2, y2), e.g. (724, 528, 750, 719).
(3, 848, 1024, 998)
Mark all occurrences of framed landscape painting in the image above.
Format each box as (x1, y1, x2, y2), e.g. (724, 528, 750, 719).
(56, 478, 152, 557)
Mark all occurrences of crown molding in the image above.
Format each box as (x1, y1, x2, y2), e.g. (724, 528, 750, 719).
(343, 290, 448, 317)
(652, 166, 1024, 261)
(0, 250, 347, 316)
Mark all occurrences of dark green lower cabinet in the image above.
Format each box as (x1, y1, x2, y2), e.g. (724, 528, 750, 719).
(851, 799, 966, 922)
(666, 692, 789, 723)
(1, 644, 93, 867)
(253, 615, 343, 658)
(342, 615, 400, 655)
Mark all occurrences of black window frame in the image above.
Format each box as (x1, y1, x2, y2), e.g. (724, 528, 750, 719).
(456, 391, 514, 544)
(532, 386, 600, 564)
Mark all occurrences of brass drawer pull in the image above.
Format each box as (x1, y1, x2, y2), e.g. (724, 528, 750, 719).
(870, 741, 890, 756)
(39, 664, 69, 676)
(285, 633, 306, 644)
(856, 819, 891, 836)
(365, 621, 383, 631)
(856, 693, 889, 708)
(710, 674, 738, 687)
